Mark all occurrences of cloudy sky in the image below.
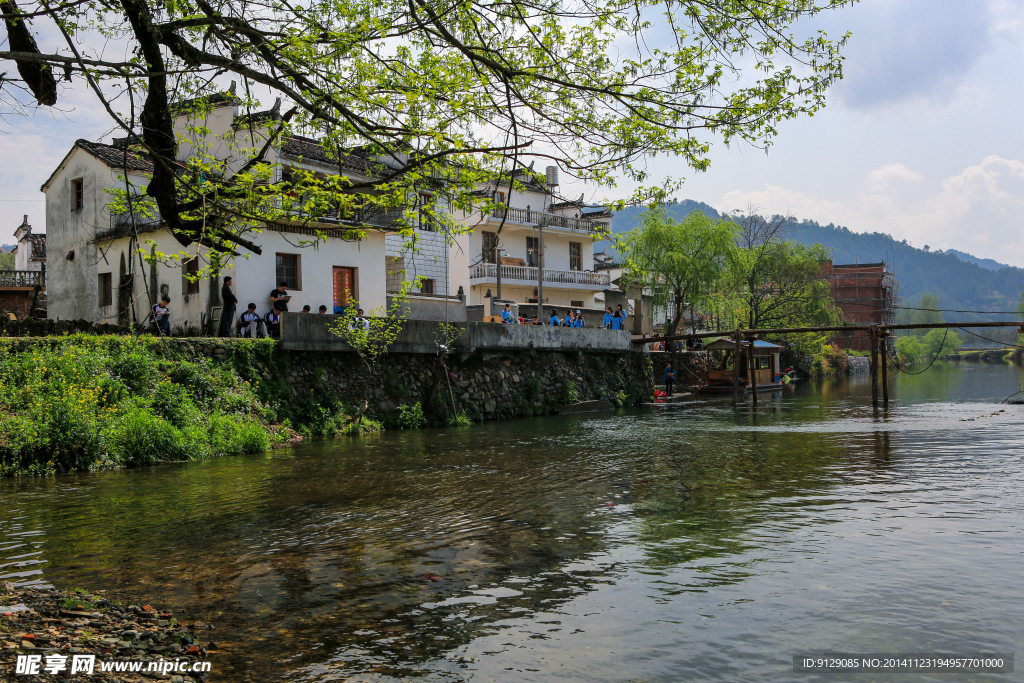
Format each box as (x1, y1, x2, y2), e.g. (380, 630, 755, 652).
(3, 0, 1024, 266)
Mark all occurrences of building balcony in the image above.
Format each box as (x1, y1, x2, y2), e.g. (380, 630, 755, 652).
(0, 270, 45, 289)
(469, 263, 610, 289)
(484, 207, 609, 235)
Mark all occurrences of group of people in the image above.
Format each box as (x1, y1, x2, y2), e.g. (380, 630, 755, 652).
(151, 278, 367, 338)
(499, 303, 629, 329)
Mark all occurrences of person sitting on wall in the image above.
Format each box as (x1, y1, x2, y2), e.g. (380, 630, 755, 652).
(270, 281, 291, 312)
(602, 306, 614, 329)
(239, 303, 267, 338)
(264, 308, 282, 339)
(548, 310, 561, 326)
(663, 362, 676, 396)
(576, 310, 587, 327)
(501, 303, 517, 324)
(152, 296, 171, 336)
(301, 305, 311, 313)
(532, 316, 543, 325)
(318, 305, 328, 314)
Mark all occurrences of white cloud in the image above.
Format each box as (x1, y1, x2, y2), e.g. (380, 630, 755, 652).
(713, 156, 1024, 266)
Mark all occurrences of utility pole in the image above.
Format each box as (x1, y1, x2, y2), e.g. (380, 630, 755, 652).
(537, 219, 544, 323)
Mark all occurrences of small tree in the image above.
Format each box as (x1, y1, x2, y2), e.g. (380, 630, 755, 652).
(617, 207, 738, 337)
(329, 286, 411, 422)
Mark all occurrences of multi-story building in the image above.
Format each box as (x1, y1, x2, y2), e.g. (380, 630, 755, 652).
(42, 93, 393, 331)
(450, 168, 613, 310)
(41, 88, 614, 331)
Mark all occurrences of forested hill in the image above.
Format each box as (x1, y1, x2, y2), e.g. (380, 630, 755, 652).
(603, 201, 1024, 320)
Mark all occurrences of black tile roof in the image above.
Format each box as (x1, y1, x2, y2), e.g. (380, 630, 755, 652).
(27, 233, 45, 259)
(280, 136, 384, 175)
(75, 139, 154, 172)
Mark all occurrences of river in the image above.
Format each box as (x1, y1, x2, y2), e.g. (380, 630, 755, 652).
(2, 363, 1022, 682)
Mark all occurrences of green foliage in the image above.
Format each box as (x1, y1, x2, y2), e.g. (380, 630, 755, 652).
(808, 340, 849, 377)
(384, 402, 427, 430)
(617, 207, 739, 335)
(895, 336, 923, 364)
(562, 380, 581, 405)
(0, 338, 275, 476)
(922, 328, 963, 359)
(450, 410, 474, 427)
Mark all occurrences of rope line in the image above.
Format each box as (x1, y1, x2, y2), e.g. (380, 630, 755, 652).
(885, 327, 949, 376)
(956, 326, 1024, 349)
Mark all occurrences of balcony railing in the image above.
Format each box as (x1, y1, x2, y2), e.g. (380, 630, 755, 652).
(489, 207, 608, 234)
(470, 263, 610, 287)
(0, 270, 45, 288)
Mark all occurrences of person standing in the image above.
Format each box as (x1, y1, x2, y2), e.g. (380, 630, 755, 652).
(269, 281, 291, 313)
(218, 276, 237, 337)
(611, 307, 623, 330)
(576, 310, 587, 327)
(548, 310, 561, 326)
(152, 296, 171, 336)
(663, 362, 676, 396)
(602, 306, 614, 329)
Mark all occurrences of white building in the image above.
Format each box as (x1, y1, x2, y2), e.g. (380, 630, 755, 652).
(448, 168, 613, 311)
(42, 94, 392, 331)
(12, 215, 45, 272)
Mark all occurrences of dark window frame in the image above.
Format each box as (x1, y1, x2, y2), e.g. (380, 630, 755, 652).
(569, 241, 582, 271)
(98, 272, 113, 307)
(183, 257, 200, 295)
(481, 231, 498, 264)
(276, 253, 302, 290)
(71, 178, 84, 211)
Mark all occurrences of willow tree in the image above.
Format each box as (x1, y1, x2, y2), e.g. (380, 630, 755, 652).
(721, 211, 841, 331)
(618, 207, 738, 337)
(0, 0, 856, 261)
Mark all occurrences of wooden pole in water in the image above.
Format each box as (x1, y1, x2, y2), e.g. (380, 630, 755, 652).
(880, 330, 889, 404)
(747, 337, 758, 405)
(869, 325, 879, 405)
(733, 328, 741, 403)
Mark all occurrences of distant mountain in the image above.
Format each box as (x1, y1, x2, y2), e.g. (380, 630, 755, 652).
(944, 249, 1009, 272)
(604, 201, 1024, 322)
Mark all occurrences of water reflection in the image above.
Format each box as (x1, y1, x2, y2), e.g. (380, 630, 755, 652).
(1, 364, 1022, 682)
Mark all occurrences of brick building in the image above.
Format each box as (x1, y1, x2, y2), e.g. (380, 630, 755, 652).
(822, 262, 897, 352)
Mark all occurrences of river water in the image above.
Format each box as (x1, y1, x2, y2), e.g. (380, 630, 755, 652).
(2, 364, 1022, 682)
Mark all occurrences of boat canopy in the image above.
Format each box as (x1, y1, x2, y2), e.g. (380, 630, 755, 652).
(704, 339, 784, 351)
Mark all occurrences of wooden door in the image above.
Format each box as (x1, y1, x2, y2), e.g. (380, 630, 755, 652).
(333, 267, 356, 314)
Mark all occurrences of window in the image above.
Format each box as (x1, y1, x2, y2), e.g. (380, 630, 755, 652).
(495, 191, 506, 205)
(418, 192, 436, 232)
(569, 242, 582, 271)
(526, 236, 539, 267)
(276, 253, 301, 290)
(571, 300, 584, 308)
(183, 257, 200, 294)
(481, 231, 498, 264)
(98, 272, 112, 307)
(71, 178, 84, 211)
(421, 278, 435, 295)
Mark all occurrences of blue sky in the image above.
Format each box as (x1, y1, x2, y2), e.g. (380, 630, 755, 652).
(4, 0, 1024, 267)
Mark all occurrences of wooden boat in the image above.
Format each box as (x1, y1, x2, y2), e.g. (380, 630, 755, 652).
(697, 338, 786, 394)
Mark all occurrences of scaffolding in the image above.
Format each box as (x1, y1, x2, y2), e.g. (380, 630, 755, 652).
(822, 262, 899, 352)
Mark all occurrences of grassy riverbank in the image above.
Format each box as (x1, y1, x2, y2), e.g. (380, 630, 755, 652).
(0, 336, 396, 477)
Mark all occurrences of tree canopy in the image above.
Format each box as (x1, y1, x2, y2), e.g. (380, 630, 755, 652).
(718, 211, 840, 331)
(617, 206, 738, 336)
(1, 0, 855, 256)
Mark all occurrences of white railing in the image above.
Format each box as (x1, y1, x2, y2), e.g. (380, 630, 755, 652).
(469, 263, 610, 287)
(489, 207, 608, 234)
(0, 270, 45, 288)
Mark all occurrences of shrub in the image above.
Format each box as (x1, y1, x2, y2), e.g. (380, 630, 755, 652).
(168, 361, 217, 404)
(104, 401, 194, 466)
(384, 402, 426, 429)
